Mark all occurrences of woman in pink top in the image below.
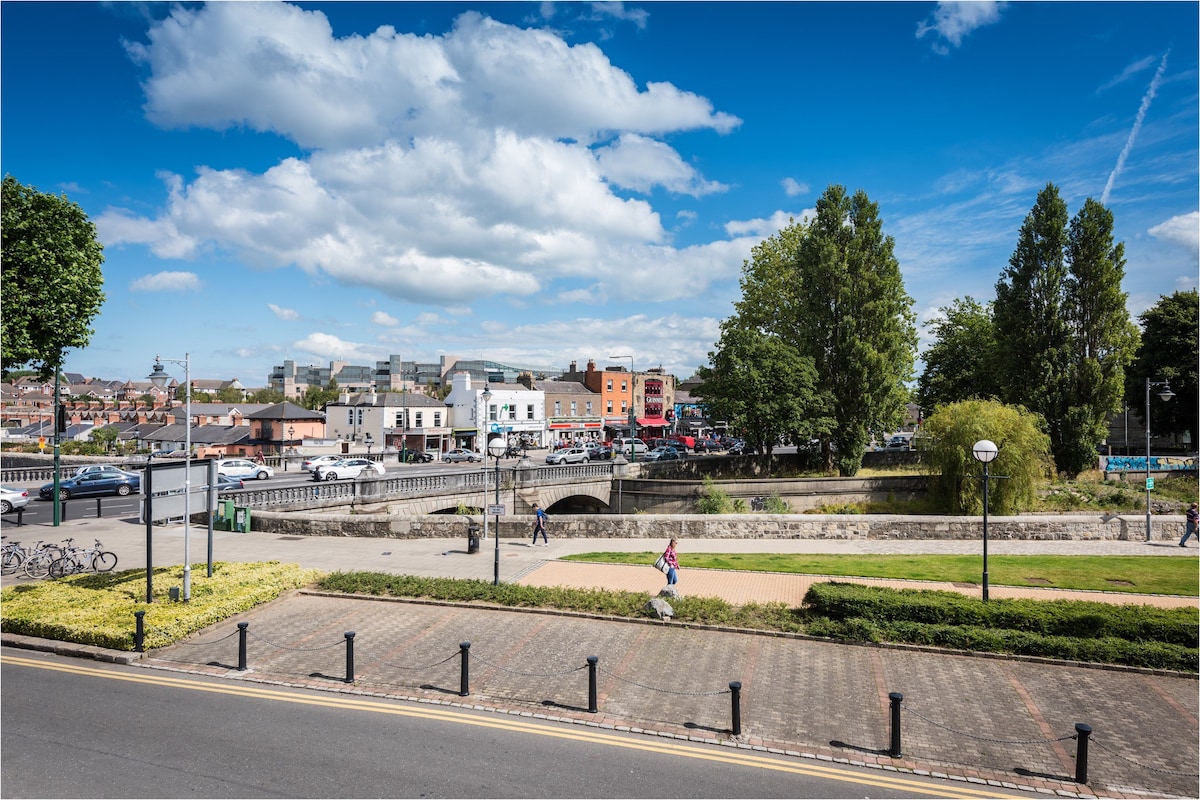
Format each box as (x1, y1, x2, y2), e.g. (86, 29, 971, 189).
(662, 538, 679, 585)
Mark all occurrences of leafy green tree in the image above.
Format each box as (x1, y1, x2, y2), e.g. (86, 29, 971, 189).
(1, 175, 105, 376)
(696, 324, 819, 455)
(89, 425, 119, 453)
(1128, 290, 1199, 446)
(250, 388, 286, 404)
(793, 186, 917, 475)
(215, 386, 245, 403)
(1058, 198, 1139, 475)
(915, 297, 1000, 413)
(921, 399, 1052, 514)
(303, 378, 340, 411)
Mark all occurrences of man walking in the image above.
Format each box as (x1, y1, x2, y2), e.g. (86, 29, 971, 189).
(531, 503, 548, 546)
(1181, 502, 1198, 547)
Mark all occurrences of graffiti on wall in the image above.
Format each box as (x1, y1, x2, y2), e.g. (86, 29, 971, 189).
(1102, 456, 1197, 472)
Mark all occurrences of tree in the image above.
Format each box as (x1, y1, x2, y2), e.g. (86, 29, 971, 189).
(695, 324, 819, 455)
(915, 297, 1000, 413)
(215, 386, 245, 403)
(89, 425, 119, 454)
(1, 175, 105, 376)
(1128, 290, 1199, 447)
(250, 388, 286, 404)
(303, 378, 339, 411)
(1058, 198, 1138, 475)
(793, 186, 917, 475)
(921, 399, 1052, 515)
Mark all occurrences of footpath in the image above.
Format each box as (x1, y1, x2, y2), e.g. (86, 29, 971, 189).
(2, 513, 1198, 799)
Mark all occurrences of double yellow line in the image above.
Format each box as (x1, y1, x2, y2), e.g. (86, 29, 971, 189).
(3, 653, 1024, 798)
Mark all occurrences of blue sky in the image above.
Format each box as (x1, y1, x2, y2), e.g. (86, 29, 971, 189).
(3, 2, 1196, 386)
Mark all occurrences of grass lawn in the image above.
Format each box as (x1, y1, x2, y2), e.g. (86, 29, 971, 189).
(562, 552, 1200, 596)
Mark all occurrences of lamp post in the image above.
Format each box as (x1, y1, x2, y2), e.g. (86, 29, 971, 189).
(481, 384, 492, 544)
(365, 432, 374, 456)
(148, 354, 192, 602)
(609, 355, 637, 462)
(1144, 379, 1175, 542)
(52, 368, 63, 526)
(286, 426, 295, 471)
(487, 436, 507, 586)
(972, 439, 999, 602)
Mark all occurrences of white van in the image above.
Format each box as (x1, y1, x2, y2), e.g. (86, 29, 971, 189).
(612, 438, 648, 454)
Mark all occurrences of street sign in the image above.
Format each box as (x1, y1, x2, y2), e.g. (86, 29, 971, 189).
(487, 504, 505, 516)
(1146, 477, 1155, 490)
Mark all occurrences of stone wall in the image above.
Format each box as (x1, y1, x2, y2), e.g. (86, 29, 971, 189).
(248, 509, 1187, 542)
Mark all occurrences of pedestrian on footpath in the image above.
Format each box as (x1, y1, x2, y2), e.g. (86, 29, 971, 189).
(1181, 502, 1198, 547)
(531, 503, 548, 546)
(662, 537, 679, 585)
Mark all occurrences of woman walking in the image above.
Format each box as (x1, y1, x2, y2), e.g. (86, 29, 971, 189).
(662, 537, 680, 586)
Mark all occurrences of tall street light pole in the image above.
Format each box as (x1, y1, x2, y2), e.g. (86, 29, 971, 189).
(487, 436, 507, 586)
(1144, 378, 1175, 542)
(480, 384, 492, 545)
(52, 366, 62, 526)
(609, 355, 636, 462)
(972, 439, 999, 602)
(149, 354, 192, 601)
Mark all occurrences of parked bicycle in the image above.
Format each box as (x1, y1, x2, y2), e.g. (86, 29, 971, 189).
(47, 538, 118, 579)
(19, 540, 68, 579)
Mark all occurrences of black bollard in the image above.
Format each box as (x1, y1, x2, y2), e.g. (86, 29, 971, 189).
(96, 498, 102, 518)
(344, 631, 356, 683)
(237, 622, 249, 671)
(133, 610, 145, 653)
(61, 501, 67, 521)
(729, 681, 742, 736)
(1074, 723, 1092, 785)
(587, 656, 599, 713)
(459, 642, 471, 697)
(889, 692, 904, 758)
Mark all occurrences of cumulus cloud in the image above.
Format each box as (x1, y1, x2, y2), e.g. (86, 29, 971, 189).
(129, 270, 202, 292)
(100, 3, 750, 308)
(269, 303, 300, 320)
(916, 2, 1005, 54)
(1149, 212, 1200, 255)
(781, 178, 808, 197)
(293, 332, 375, 363)
(371, 311, 400, 326)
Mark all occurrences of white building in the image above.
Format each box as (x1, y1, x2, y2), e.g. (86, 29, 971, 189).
(445, 372, 546, 451)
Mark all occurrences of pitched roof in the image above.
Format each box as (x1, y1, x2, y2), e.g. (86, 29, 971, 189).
(244, 401, 324, 420)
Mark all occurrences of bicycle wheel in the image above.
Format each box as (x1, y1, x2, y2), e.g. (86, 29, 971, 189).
(22, 552, 53, 579)
(92, 551, 118, 572)
(2, 549, 24, 575)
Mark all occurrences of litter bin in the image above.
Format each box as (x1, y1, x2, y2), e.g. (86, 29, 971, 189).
(467, 522, 481, 554)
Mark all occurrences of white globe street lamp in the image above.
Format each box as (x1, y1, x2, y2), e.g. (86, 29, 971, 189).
(972, 439, 999, 602)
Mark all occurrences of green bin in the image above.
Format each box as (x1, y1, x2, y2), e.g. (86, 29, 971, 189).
(232, 505, 251, 533)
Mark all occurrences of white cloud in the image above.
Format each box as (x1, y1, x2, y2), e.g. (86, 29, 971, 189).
(128, 270, 202, 292)
(269, 303, 301, 320)
(916, 2, 1005, 54)
(724, 210, 810, 238)
(1149, 212, 1200, 255)
(595, 133, 727, 196)
(1097, 55, 1159, 94)
(781, 178, 808, 197)
(371, 311, 400, 326)
(293, 332, 376, 363)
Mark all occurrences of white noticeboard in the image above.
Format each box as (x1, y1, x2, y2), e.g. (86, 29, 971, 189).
(142, 459, 215, 523)
(487, 504, 505, 516)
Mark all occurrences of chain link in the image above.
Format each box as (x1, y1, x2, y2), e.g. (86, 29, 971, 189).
(904, 704, 1076, 746)
(355, 648, 460, 672)
(1090, 736, 1200, 778)
(600, 669, 731, 696)
(245, 629, 345, 652)
(472, 653, 588, 678)
(161, 629, 240, 647)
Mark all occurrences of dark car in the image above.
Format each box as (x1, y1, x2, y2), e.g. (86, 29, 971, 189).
(586, 443, 613, 461)
(40, 470, 140, 501)
(727, 440, 748, 455)
(405, 450, 435, 463)
(694, 439, 723, 453)
(216, 474, 245, 491)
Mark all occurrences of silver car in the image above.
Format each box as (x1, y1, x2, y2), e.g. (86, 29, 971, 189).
(1, 485, 30, 514)
(443, 449, 482, 463)
(545, 447, 589, 464)
(312, 458, 386, 481)
(216, 458, 274, 481)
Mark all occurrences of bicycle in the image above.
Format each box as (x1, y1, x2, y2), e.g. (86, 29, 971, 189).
(2, 538, 28, 575)
(21, 540, 67, 580)
(48, 538, 118, 579)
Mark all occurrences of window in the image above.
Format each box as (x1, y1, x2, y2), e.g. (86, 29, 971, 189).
(606, 401, 613, 414)
(621, 380, 628, 392)
(621, 401, 628, 413)
(570, 401, 577, 416)
(508, 405, 516, 420)
(553, 401, 561, 416)
(357, 409, 364, 425)
(489, 404, 497, 422)
(526, 404, 534, 420)
(433, 412, 441, 426)
(586, 402, 593, 415)
(415, 412, 423, 427)
(347, 409, 354, 424)
(606, 379, 613, 391)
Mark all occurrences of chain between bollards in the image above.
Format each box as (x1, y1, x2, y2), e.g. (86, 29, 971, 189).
(459, 642, 471, 697)
(237, 622, 249, 671)
(344, 631, 355, 684)
(1075, 723, 1091, 785)
(133, 610, 145, 653)
(729, 681, 742, 736)
(587, 656, 599, 713)
(889, 692, 903, 758)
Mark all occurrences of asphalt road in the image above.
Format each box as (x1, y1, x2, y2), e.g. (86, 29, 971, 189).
(1, 649, 1026, 799)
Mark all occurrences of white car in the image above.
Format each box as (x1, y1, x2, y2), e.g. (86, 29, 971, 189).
(216, 458, 274, 481)
(301, 454, 343, 472)
(1, 485, 30, 514)
(545, 447, 589, 465)
(73, 464, 138, 478)
(313, 458, 386, 481)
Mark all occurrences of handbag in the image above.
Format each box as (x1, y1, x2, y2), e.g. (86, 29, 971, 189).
(654, 554, 670, 574)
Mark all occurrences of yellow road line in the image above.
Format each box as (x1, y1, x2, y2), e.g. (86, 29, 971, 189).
(3, 653, 1026, 799)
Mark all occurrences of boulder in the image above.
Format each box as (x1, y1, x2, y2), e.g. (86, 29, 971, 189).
(645, 597, 674, 619)
(658, 585, 682, 600)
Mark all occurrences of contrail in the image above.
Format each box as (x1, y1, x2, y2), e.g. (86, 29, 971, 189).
(1102, 50, 1169, 205)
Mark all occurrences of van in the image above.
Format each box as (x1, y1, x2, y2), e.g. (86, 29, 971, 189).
(612, 437, 648, 454)
(668, 435, 695, 451)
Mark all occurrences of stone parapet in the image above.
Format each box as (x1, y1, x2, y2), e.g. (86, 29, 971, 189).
(247, 510, 1186, 541)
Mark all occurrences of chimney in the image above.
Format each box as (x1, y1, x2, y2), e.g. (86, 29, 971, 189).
(518, 371, 535, 390)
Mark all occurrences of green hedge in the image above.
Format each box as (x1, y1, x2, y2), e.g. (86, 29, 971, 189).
(804, 582, 1198, 647)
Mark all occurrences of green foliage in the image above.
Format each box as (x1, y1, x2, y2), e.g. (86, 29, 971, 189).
(696, 475, 735, 514)
(1128, 290, 1199, 447)
(761, 493, 789, 514)
(921, 399, 1051, 514)
(0, 562, 321, 650)
(1, 175, 106, 375)
(250, 388, 286, 403)
(916, 297, 1000, 413)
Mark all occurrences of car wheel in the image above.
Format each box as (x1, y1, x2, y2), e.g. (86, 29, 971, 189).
(117, 485, 132, 496)
(256, 471, 269, 480)
(325, 472, 338, 481)
(59, 489, 71, 501)
(0, 501, 10, 513)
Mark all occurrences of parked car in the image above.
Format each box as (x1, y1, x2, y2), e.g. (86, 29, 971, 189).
(216, 458, 274, 481)
(643, 446, 682, 462)
(883, 436, 911, 451)
(443, 448, 482, 463)
(611, 437, 648, 455)
(215, 475, 245, 491)
(73, 464, 139, 478)
(313, 458, 386, 481)
(726, 440, 748, 455)
(694, 439, 723, 453)
(545, 447, 589, 465)
(586, 443, 613, 461)
(301, 454, 343, 472)
(39, 471, 140, 501)
(404, 450, 435, 463)
(1, 485, 30, 513)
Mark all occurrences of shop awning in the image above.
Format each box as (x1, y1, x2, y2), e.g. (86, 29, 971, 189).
(636, 417, 669, 427)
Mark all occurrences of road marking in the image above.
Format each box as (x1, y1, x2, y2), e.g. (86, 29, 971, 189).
(3, 653, 1026, 798)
